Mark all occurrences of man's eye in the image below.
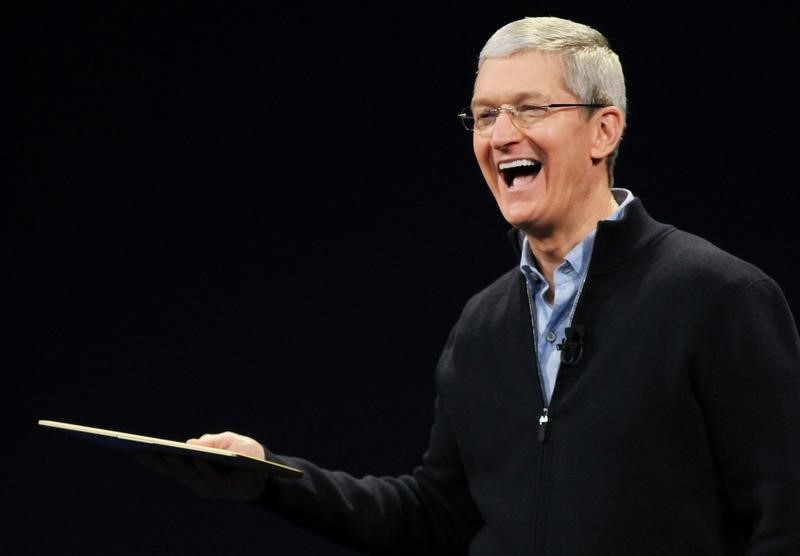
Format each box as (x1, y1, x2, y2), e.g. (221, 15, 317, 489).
(518, 105, 547, 117)
(476, 110, 496, 121)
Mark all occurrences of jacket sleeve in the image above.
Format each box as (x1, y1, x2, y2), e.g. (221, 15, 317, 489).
(251, 330, 483, 554)
(701, 277, 800, 554)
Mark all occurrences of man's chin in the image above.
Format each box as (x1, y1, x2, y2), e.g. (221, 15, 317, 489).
(507, 216, 554, 241)
(501, 210, 540, 233)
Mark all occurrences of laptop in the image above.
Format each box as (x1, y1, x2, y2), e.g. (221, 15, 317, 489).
(38, 419, 303, 479)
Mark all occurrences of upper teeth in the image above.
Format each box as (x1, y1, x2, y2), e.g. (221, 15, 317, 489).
(499, 159, 537, 170)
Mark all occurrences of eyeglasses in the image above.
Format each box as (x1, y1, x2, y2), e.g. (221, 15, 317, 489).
(458, 103, 607, 136)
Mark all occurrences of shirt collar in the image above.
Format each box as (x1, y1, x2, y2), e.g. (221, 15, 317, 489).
(519, 188, 634, 280)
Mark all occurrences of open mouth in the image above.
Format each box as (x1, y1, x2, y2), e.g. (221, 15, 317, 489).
(499, 159, 542, 188)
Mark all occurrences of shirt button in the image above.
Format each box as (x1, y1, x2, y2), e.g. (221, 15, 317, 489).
(546, 331, 556, 343)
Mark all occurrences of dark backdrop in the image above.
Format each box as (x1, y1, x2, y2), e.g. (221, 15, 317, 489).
(9, 2, 798, 554)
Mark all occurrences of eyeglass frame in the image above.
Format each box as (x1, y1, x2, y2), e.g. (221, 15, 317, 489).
(458, 103, 608, 136)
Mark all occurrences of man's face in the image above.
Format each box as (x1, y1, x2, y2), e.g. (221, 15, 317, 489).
(471, 51, 603, 237)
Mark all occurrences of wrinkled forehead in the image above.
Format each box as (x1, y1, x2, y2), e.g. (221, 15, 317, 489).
(472, 51, 570, 107)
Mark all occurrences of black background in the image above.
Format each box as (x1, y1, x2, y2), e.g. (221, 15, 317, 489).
(9, 2, 799, 554)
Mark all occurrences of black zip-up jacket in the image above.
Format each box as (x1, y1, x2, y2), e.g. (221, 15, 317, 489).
(257, 199, 800, 555)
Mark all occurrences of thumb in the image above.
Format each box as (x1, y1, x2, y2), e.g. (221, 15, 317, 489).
(186, 432, 265, 459)
(186, 432, 234, 449)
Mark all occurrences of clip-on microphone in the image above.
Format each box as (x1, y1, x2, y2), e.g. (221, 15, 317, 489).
(557, 325, 584, 366)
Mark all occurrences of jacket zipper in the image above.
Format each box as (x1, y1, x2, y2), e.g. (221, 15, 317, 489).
(524, 240, 596, 554)
(524, 276, 550, 556)
(525, 258, 594, 547)
(525, 257, 591, 443)
(524, 280, 549, 434)
(537, 407, 549, 442)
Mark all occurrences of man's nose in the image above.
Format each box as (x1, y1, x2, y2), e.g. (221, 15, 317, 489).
(489, 109, 525, 145)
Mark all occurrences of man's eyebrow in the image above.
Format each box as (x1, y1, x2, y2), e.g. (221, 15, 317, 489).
(470, 96, 492, 108)
(471, 92, 549, 108)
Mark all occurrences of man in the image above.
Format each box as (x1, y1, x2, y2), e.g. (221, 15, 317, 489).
(142, 16, 800, 554)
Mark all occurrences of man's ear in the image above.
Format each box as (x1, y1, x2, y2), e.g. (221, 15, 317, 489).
(590, 106, 624, 160)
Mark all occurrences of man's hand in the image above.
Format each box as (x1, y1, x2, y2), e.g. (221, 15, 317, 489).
(186, 431, 266, 459)
(135, 431, 267, 502)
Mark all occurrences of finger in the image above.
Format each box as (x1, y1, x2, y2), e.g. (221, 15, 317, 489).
(191, 459, 267, 501)
(191, 458, 229, 484)
(164, 453, 203, 478)
(186, 433, 228, 449)
(135, 451, 202, 488)
(185, 432, 265, 459)
(161, 453, 213, 490)
(186, 458, 242, 498)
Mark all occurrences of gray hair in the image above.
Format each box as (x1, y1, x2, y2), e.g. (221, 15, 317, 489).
(478, 17, 627, 185)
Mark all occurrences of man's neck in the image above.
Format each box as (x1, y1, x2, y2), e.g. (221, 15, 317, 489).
(526, 191, 619, 299)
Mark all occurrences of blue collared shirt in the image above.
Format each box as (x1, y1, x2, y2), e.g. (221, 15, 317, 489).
(520, 188, 634, 403)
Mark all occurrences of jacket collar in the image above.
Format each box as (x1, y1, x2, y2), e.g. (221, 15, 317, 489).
(506, 198, 675, 274)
